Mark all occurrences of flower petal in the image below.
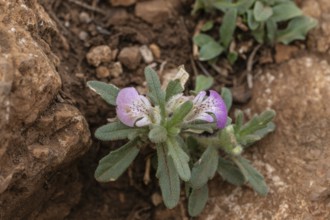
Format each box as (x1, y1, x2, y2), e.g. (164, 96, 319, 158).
(116, 87, 152, 127)
(186, 90, 227, 128)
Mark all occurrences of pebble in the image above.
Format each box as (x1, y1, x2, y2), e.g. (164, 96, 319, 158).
(118, 46, 141, 70)
(86, 45, 112, 67)
(151, 192, 163, 206)
(135, 0, 172, 24)
(96, 66, 110, 78)
(139, 45, 154, 63)
(149, 43, 161, 59)
(109, 62, 123, 78)
(79, 12, 92, 24)
(78, 31, 89, 41)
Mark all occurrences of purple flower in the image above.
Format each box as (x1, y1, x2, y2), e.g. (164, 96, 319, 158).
(116, 87, 155, 127)
(186, 90, 227, 128)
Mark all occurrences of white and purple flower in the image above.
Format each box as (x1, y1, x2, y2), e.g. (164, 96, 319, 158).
(116, 87, 227, 129)
(116, 87, 160, 127)
(186, 90, 227, 128)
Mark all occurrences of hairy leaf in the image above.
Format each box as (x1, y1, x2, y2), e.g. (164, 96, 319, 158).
(145, 66, 166, 112)
(271, 1, 302, 22)
(266, 18, 277, 44)
(156, 144, 180, 208)
(199, 41, 224, 61)
(190, 146, 218, 189)
(148, 125, 168, 143)
(221, 87, 232, 111)
(253, 1, 273, 22)
(233, 156, 268, 195)
(220, 8, 238, 48)
(188, 184, 209, 217)
(247, 9, 259, 31)
(167, 101, 193, 128)
(194, 75, 214, 93)
(239, 109, 276, 136)
(95, 139, 139, 182)
(87, 81, 119, 106)
(167, 137, 191, 181)
(95, 121, 143, 141)
(193, 33, 214, 47)
(217, 157, 245, 186)
(166, 79, 184, 101)
(201, 21, 214, 31)
(213, 0, 255, 14)
(276, 16, 317, 44)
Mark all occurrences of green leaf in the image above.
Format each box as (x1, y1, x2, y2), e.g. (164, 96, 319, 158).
(148, 125, 167, 143)
(276, 16, 317, 44)
(166, 79, 184, 101)
(252, 23, 265, 43)
(253, 1, 273, 22)
(190, 146, 218, 189)
(218, 125, 242, 155)
(239, 109, 276, 136)
(234, 110, 244, 132)
(95, 121, 143, 141)
(194, 75, 214, 93)
(271, 1, 302, 22)
(199, 41, 224, 61)
(95, 139, 139, 182)
(193, 33, 214, 47)
(167, 101, 193, 128)
(87, 81, 119, 106)
(221, 87, 232, 111)
(217, 157, 245, 186)
(201, 21, 214, 31)
(247, 9, 259, 31)
(182, 122, 216, 133)
(254, 121, 275, 137)
(156, 144, 180, 208)
(233, 156, 268, 195)
(167, 137, 191, 181)
(144, 66, 166, 113)
(227, 51, 238, 65)
(220, 8, 238, 48)
(266, 18, 277, 44)
(188, 184, 209, 217)
(213, 0, 255, 14)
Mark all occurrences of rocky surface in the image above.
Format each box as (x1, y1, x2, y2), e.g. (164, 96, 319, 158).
(0, 0, 91, 219)
(198, 54, 330, 220)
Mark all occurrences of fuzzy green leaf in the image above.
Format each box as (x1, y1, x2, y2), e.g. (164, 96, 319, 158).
(266, 18, 277, 44)
(145, 66, 165, 111)
(188, 184, 209, 217)
(87, 81, 119, 106)
(220, 8, 238, 48)
(167, 137, 191, 181)
(233, 156, 268, 195)
(221, 87, 232, 111)
(194, 75, 214, 93)
(218, 125, 242, 155)
(276, 16, 317, 44)
(253, 1, 273, 22)
(252, 23, 265, 43)
(95, 121, 143, 141)
(217, 157, 245, 186)
(247, 9, 259, 31)
(95, 139, 139, 182)
(201, 21, 214, 31)
(182, 122, 216, 133)
(271, 1, 302, 22)
(148, 125, 168, 144)
(193, 33, 214, 47)
(213, 0, 255, 14)
(199, 41, 224, 61)
(167, 101, 193, 128)
(166, 79, 184, 101)
(239, 109, 276, 136)
(156, 144, 180, 208)
(227, 51, 238, 65)
(190, 146, 218, 189)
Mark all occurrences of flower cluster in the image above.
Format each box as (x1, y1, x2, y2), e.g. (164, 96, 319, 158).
(115, 67, 227, 130)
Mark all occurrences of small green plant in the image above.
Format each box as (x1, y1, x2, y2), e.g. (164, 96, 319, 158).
(193, 0, 317, 63)
(88, 66, 275, 216)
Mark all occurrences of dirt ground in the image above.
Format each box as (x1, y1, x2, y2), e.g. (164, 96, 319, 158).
(0, 0, 329, 219)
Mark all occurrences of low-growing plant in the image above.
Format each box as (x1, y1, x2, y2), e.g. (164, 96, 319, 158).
(88, 66, 275, 216)
(193, 0, 317, 63)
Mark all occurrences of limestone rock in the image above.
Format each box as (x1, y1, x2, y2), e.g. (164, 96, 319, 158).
(86, 45, 112, 67)
(0, 1, 91, 219)
(135, 0, 172, 24)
